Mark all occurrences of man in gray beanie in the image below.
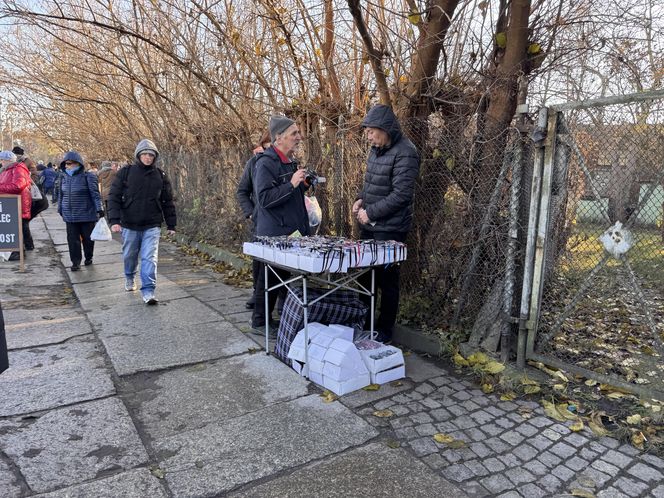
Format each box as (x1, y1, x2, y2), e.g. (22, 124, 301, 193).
(107, 139, 177, 305)
(250, 115, 310, 330)
(269, 115, 295, 142)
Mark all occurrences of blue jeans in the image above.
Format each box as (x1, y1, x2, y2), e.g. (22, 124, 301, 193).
(121, 227, 161, 294)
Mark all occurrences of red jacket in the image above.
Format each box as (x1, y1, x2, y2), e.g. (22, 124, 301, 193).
(0, 162, 32, 219)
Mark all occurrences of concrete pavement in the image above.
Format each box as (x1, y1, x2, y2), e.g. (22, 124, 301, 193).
(0, 206, 662, 497)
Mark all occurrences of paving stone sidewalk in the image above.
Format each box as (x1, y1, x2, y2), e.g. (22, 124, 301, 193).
(0, 206, 662, 498)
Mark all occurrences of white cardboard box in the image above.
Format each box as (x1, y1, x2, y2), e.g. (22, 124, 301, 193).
(328, 324, 354, 342)
(373, 364, 406, 385)
(287, 323, 329, 363)
(322, 373, 371, 395)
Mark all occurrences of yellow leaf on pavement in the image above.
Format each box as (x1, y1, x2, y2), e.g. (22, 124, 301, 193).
(433, 433, 455, 444)
(524, 385, 541, 394)
(569, 420, 585, 432)
(320, 390, 338, 403)
(500, 392, 517, 401)
(588, 419, 608, 437)
(481, 383, 494, 394)
(570, 489, 596, 498)
(585, 379, 598, 386)
(373, 409, 394, 418)
(363, 384, 380, 391)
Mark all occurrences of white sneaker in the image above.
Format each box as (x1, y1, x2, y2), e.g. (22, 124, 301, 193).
(125, 278, 136, 291)
(143, 292, 158, 305)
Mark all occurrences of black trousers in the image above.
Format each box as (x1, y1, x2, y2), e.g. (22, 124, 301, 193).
(66, 221, 96, 265)
(252, 264, 290, 326)
(358, 230, 408, 337)
(22, 219, 34, 250)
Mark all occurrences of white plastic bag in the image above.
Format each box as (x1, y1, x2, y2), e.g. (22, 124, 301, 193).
(30, 181, 43, 200)
(0, 251, 12, 262)
(304, 195, 322, 227)
(91, 217, 112, 241)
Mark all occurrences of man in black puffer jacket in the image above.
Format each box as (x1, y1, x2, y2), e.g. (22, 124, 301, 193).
(353, 104, 420, 342)
(108, 139, 177, 305)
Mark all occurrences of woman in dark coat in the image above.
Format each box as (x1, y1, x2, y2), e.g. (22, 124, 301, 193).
(58, 151, 103, 271)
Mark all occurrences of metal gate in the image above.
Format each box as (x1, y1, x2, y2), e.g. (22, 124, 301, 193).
(521, 90, 664, 400)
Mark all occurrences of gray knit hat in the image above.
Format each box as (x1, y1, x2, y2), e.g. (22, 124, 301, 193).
(0, 150, 17, 162)
(269, 115, 296, 141)
(134, 138, 159, 159)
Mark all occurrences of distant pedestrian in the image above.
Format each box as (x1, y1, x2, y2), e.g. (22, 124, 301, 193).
(107, 139, 177, 305)
(40, 162, 57, 198)
(36, 160, 46, 172)
(58, 151, 104, 271)
(97, 161, 117, 216)
(0, 150, 31, 261)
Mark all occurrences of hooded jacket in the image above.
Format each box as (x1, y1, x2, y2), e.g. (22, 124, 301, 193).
(40, 166, 58, 189)
(107, 140, 176, 231)
(253, 146, 310, 237)
(0, 161, 31, 219)
(58, 151, 102, 223)
(358, 105, 420, 234)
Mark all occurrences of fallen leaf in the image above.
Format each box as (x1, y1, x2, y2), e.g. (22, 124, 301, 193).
(585, 379, 598, 386)
(389, 381, 404, 387)
(363, 384, 380, 391)
(481, 383, 494, 394)
(501, 392, 517, 401)
(552, 384, 566, 391)
(148, 465, 165, 479)
(626, 414, 642, 425)
(467, 352, 489, 366)
(524, 385, 541, 394)
(482, 361, 505, 374)
(433, 433, 455, 444)
(320, 390, 338, 403)
(570, 489, 596, 498)
(631, 431, 646, 450)
(569, 420, 585, 432)
(373, 409, 394, 418)
(542, 400, 566, 422)
(386, 440, 400, 448)
(447, 440, 467, 449)
(453, 353, 469, 367)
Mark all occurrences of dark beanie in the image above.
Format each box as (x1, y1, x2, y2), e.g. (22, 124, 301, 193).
(12, 146, 24, 156)
(269, 115, 296, 141)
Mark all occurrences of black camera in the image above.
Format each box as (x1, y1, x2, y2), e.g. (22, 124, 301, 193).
(304, 169, 326, 187)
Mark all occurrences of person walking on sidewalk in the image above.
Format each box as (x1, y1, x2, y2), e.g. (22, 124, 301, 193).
(107, 139, 176, 305)
(251, 116, 310, 329)
(0, 150, 31, 261)
(352, 104, 420, 343)
(58, 151, 104, 271)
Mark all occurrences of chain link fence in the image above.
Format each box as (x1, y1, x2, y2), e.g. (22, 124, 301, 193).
(527, 92, 664, 399)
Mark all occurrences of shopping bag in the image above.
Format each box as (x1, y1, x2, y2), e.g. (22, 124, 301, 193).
(91, 217, 112, 241)
(30, 181, 43, 200)
(304, 195, 322, 227)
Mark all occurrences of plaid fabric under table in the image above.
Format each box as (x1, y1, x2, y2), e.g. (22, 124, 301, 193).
(274, 286, 368, 364)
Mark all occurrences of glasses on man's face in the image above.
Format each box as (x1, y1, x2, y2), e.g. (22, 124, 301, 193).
(65, 161, 77, 165)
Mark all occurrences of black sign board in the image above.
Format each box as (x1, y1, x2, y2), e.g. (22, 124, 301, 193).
(0, 195, 22, 251)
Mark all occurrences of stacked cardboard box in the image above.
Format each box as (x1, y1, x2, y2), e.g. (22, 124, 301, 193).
(356, 339, 405, 384)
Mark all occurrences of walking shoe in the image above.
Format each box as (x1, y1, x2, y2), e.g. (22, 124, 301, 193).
(8, 252, 20, 261)
(143, 292, 158, 305)
(245, 294, 256, 309)
(71, 264, 81, 271)
(84, 259, 93, 266)
(124, 278, 137, 291)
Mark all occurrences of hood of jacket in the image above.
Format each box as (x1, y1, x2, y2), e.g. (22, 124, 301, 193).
(361, 104, 403, 148)
(60, 151, 85, 169)
(134, 139, 160, 160)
